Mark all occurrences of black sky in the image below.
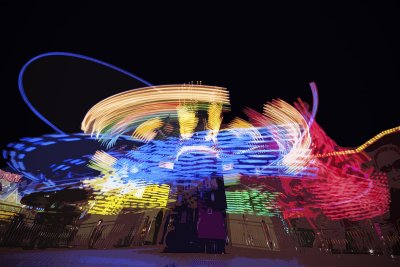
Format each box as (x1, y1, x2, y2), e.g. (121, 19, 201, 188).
(1, 2, 399, 167)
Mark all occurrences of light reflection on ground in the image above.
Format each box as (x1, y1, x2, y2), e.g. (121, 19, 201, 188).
(0, 246, 399, 267)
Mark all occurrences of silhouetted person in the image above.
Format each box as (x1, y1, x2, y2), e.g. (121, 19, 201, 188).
(139, 216, 150, 245)
(26, 212, 45, 249)
(371, 145, 400, 254)
(160, 214, 171, 244)
(372, 145, 400, 225)
(67, 225, 79, 248)
(88, 219, 104, 249)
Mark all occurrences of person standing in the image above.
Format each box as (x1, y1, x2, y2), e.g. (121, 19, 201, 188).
(370, 144, 400, 254)
(88, 219, 104, 249)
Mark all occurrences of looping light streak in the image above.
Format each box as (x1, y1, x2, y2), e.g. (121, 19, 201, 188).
(18, 52, 153, 134)
(10, 53, 398, 221)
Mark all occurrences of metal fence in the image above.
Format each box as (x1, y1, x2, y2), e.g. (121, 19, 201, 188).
(227, 217, 400, 255)
(0, 216, 78, 249)
(0, 210, 154, 250)
(1, 209, 399, 255)
(0, 219, 140, 249)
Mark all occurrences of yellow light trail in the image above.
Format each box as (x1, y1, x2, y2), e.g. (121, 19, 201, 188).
(315, 126, 400, 158)
(205, 102, 223, 143)
(87, 183, 170, 215)
(87, 150, 116, 173)
(177, 104, 199, 139)
(132, 117, 164, 142)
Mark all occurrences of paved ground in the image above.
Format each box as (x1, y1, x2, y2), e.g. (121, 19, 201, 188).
(0, 246, 399, 267)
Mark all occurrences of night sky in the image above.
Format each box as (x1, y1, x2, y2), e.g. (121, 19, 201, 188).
(1, 2, 399, 167)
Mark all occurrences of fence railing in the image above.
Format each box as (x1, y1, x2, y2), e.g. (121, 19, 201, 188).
(227, 218, 400, 255)
(1, 210, 399, 256)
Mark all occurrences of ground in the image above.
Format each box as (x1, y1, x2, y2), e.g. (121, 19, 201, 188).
(0, 246, 399, 267)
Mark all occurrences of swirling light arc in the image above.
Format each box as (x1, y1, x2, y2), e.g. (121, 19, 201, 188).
(9, 52, 398, 221)
(18, 52, 153, 135)
(81, 84, 230, 146)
